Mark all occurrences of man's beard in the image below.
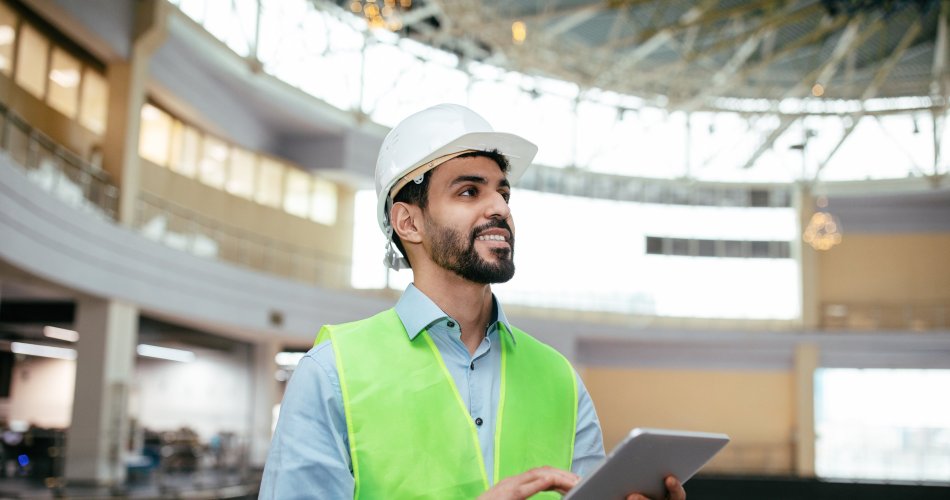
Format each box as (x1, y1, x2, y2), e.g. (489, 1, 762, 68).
(428, 218, 515, 284)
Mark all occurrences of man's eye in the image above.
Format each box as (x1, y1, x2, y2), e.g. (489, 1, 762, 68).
(501, 192, 511, 203)
(461, 187, 477, 196)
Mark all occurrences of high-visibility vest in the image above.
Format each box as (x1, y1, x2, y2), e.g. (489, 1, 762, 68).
(316, 309, 578, 499)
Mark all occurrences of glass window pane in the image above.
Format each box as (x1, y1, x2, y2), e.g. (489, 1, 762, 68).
(0, 3, 16, 75)
(79, 69, 108, 135)
(15, 24, 48, 98)
(816, 369, 950, 482)
(226, 148, 256, 199)
(256, 158, 283, 208)
(283, 169, 310, 218)
(169, 123, 200, 177)
(199, 135, 229, 189)
(47, 48, 81, 118)
(310, 177, 337, 225)
(138, 104, 173, 166)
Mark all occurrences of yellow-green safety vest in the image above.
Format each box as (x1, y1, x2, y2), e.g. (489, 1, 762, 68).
(316, 309, 578, 499)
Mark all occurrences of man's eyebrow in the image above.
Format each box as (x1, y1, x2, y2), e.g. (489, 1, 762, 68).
(449, 175, 511, 188)
(450, 175, 488, 186)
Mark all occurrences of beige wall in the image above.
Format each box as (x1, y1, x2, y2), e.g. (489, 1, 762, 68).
(139, 159, 356, 263)
(0, 74, 101, 163)
(818, 233, 950, 304)
(582, 367, 796, 474)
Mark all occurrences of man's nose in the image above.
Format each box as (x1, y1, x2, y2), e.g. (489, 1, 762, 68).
(485, 191, 511, 220)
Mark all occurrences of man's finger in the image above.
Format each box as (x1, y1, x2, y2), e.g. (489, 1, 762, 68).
(665, 475, 686, 500)
(516, 468, 580, 496)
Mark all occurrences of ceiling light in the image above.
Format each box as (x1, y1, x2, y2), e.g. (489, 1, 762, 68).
(43, 326, 79, 342)
(512, 21, 527, 45)
(11, 342, 77, 360)
(136, 344, 195, 362)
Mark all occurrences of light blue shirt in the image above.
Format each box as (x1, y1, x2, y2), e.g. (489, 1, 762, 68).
(260, 284, 605, 499)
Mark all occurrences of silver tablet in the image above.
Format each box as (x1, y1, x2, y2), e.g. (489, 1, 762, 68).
(564, 428, 730, 500)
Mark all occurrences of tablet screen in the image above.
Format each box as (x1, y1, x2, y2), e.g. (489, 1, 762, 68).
(564, 428, 729, 500)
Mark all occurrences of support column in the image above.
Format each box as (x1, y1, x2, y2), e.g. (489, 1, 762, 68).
(793, 342, 819, 477)
(794, 185, 821, 329)
(64, 297, 139, 486)
(248, 340, 281, 469)
(100, 0, 167, 226)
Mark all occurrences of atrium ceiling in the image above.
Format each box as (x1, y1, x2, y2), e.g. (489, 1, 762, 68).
(371, 0, 946, 111)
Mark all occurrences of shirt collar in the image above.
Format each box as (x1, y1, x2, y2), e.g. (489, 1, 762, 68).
(394, 283, 515, 344)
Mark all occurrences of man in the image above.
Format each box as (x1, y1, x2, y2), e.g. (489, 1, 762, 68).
(260, 104, 685, 500)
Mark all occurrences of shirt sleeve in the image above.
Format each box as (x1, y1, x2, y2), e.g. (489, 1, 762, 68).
(259, 341, 354, 499)
(571, 370, 606, 477)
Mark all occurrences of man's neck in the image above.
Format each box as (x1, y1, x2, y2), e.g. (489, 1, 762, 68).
(413, 272, 494, 356)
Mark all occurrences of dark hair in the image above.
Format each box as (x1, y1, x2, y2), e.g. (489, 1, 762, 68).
(391, 150, 511, 268)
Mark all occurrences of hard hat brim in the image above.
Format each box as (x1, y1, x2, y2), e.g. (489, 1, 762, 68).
(376, 130, 538, 235)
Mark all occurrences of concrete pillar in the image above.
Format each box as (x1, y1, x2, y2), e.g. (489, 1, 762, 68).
(794, 186, 820, 329)
(64, 297, 138, 486)
(248, 340, 281, 468)
(793, 342, 819, 477)
(100, 0, 167, 226)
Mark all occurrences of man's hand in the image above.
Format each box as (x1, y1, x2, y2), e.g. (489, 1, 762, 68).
(477, 466, 580, 500)
(625, 475, 686, 500)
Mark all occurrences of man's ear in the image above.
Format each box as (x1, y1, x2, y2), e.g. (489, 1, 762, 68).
(391, 202, 424, 244)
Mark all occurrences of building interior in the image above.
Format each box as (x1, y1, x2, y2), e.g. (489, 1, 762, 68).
(0, 0, 949, 498)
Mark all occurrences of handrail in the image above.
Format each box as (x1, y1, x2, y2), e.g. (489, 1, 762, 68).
(134, 190, 353, 288)
(822, 301, 949, 331)
(0, 103, 119, 220)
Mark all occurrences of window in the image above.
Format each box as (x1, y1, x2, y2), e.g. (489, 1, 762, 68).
(199, 135, 229, 189)
(226, 147, 256, 199)
(256, 158, 284, 208)
(0, 3, 16, 75)
(15, 24, 48, 98)
(310, 177, 337, 225)
(139, 104, 173, 166)
(283, 169, 311, 218)
(168, 121, 200, 177)
(79, 68, 108, 135)
(815, 369, 950, 482)
(47, 48, 81, 118)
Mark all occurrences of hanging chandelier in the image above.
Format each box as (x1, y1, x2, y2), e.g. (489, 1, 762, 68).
(348, 0, 412, 30)
(803, 197, 843, 251)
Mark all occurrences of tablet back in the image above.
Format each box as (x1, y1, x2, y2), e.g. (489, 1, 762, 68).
(564, 428, 729, 500)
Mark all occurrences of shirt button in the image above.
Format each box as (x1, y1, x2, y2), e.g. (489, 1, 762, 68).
(475, 417, 483, 426)
(470, 361, 475, 371)
(447, 321, 455, 328)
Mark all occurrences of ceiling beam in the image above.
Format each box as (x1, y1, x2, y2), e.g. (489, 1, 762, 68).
(604, 0, 785, 50)
(813, 19, 924, 181)
(591, 0, 717, 89)
(633, 1, 807, 91)
(741, 116, 797, 170)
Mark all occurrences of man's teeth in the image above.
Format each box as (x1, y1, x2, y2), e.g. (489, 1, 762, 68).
(476, 234, 506, 241)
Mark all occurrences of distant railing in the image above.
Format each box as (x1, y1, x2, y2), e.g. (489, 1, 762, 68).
(822, 302, 949, 331)
(0, 103, 119, 220)
(134, 191, 353, 288)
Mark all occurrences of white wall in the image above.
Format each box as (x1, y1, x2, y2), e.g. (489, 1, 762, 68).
(8, 357, 75, 429)
(132, 346, 252, 441)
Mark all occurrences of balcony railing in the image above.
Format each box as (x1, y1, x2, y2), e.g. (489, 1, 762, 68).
(133, 191, 352, 289)
(0, 103, 119, 220)
(822, 302, 949, 331)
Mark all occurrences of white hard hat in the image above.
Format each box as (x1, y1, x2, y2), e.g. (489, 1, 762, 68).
(375, 103, 538, 268)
